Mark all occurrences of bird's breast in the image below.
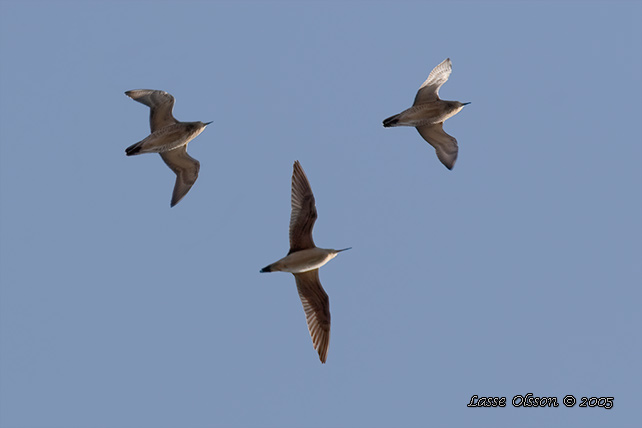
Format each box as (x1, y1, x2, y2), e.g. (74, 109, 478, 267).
(144, 123, 205, 153)
(276, 248, 336, 273)
(398, 102, 459, 127)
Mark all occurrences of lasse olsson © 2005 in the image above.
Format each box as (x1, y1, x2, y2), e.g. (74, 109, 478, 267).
(467, 394, 559, 408)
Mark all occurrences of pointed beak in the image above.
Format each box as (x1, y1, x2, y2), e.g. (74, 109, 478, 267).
(462, 102, 471, 106)
(336, 247, 352, 253)
(204, 121, 213, 126)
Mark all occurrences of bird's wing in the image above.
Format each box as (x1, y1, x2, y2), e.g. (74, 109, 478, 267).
(288, 161, 317, 253)
(125, 89, 178, 133)
(416, 123, 458, 170)
(159, 146, 200, 207)
(413, 58, 452, 105)
(294, 269, 330, 363)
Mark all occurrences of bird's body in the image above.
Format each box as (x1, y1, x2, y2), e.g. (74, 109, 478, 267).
(124, 89, 211, 207)
(260, 247, 343, 274)
(383, 58, 469, 170)
(260, 161, 350, 364)
(383, 100, 466, 128)
(125, 121, 208, 155)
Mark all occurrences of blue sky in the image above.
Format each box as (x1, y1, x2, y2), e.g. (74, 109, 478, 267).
(1, 1, 641, 427)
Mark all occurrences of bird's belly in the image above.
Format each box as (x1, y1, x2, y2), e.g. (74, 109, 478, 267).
(277, 249, 333, 273)
(397, 104, 449, 127)
(141, 125, 205, 153)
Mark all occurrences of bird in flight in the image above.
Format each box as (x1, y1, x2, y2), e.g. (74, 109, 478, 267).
(260, 161, 351, 363)
(383, 58, 470, 170)
(125, 89, 212, 207)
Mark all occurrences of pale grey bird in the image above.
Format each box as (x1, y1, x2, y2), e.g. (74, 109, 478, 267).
(125, 89, 212, 207)
(383, 58, 470, 170)
(260, 161, 351, 364)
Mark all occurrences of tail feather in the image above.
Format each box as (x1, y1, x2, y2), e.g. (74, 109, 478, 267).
(383, 113, 401, 128)
(125, 141, 143, 156)
(260, 264, 273, 273)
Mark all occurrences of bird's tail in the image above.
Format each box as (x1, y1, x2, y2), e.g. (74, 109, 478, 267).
(383, 113, 401, 128)
(125, 141, 143, 156)
(259, 264, 273, 273)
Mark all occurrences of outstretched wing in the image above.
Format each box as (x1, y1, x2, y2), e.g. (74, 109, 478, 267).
(289, 161, 317, 253)
(294, 269, 331, 363)
(125, 89, 177, 132)
(413, 58, 452, 105)
(159, 146, 200, 207)
(416, 123, 458, 170)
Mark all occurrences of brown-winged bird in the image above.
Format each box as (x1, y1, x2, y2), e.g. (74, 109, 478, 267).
(383, 58, 470, 170)
(125, 89, 211, 207)
(260, 161, 351, 363)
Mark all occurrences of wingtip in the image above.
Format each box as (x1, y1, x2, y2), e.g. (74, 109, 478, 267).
(318, 348, 328, 363)
(292, 160, 308, 182)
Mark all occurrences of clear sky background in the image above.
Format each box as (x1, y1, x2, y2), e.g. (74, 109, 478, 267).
(1, 1, 641, 427)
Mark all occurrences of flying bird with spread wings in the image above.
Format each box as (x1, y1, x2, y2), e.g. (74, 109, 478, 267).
(124, 89, 212, 207)
(260, 161, 351, 363)
(383, 58, 470, 170)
